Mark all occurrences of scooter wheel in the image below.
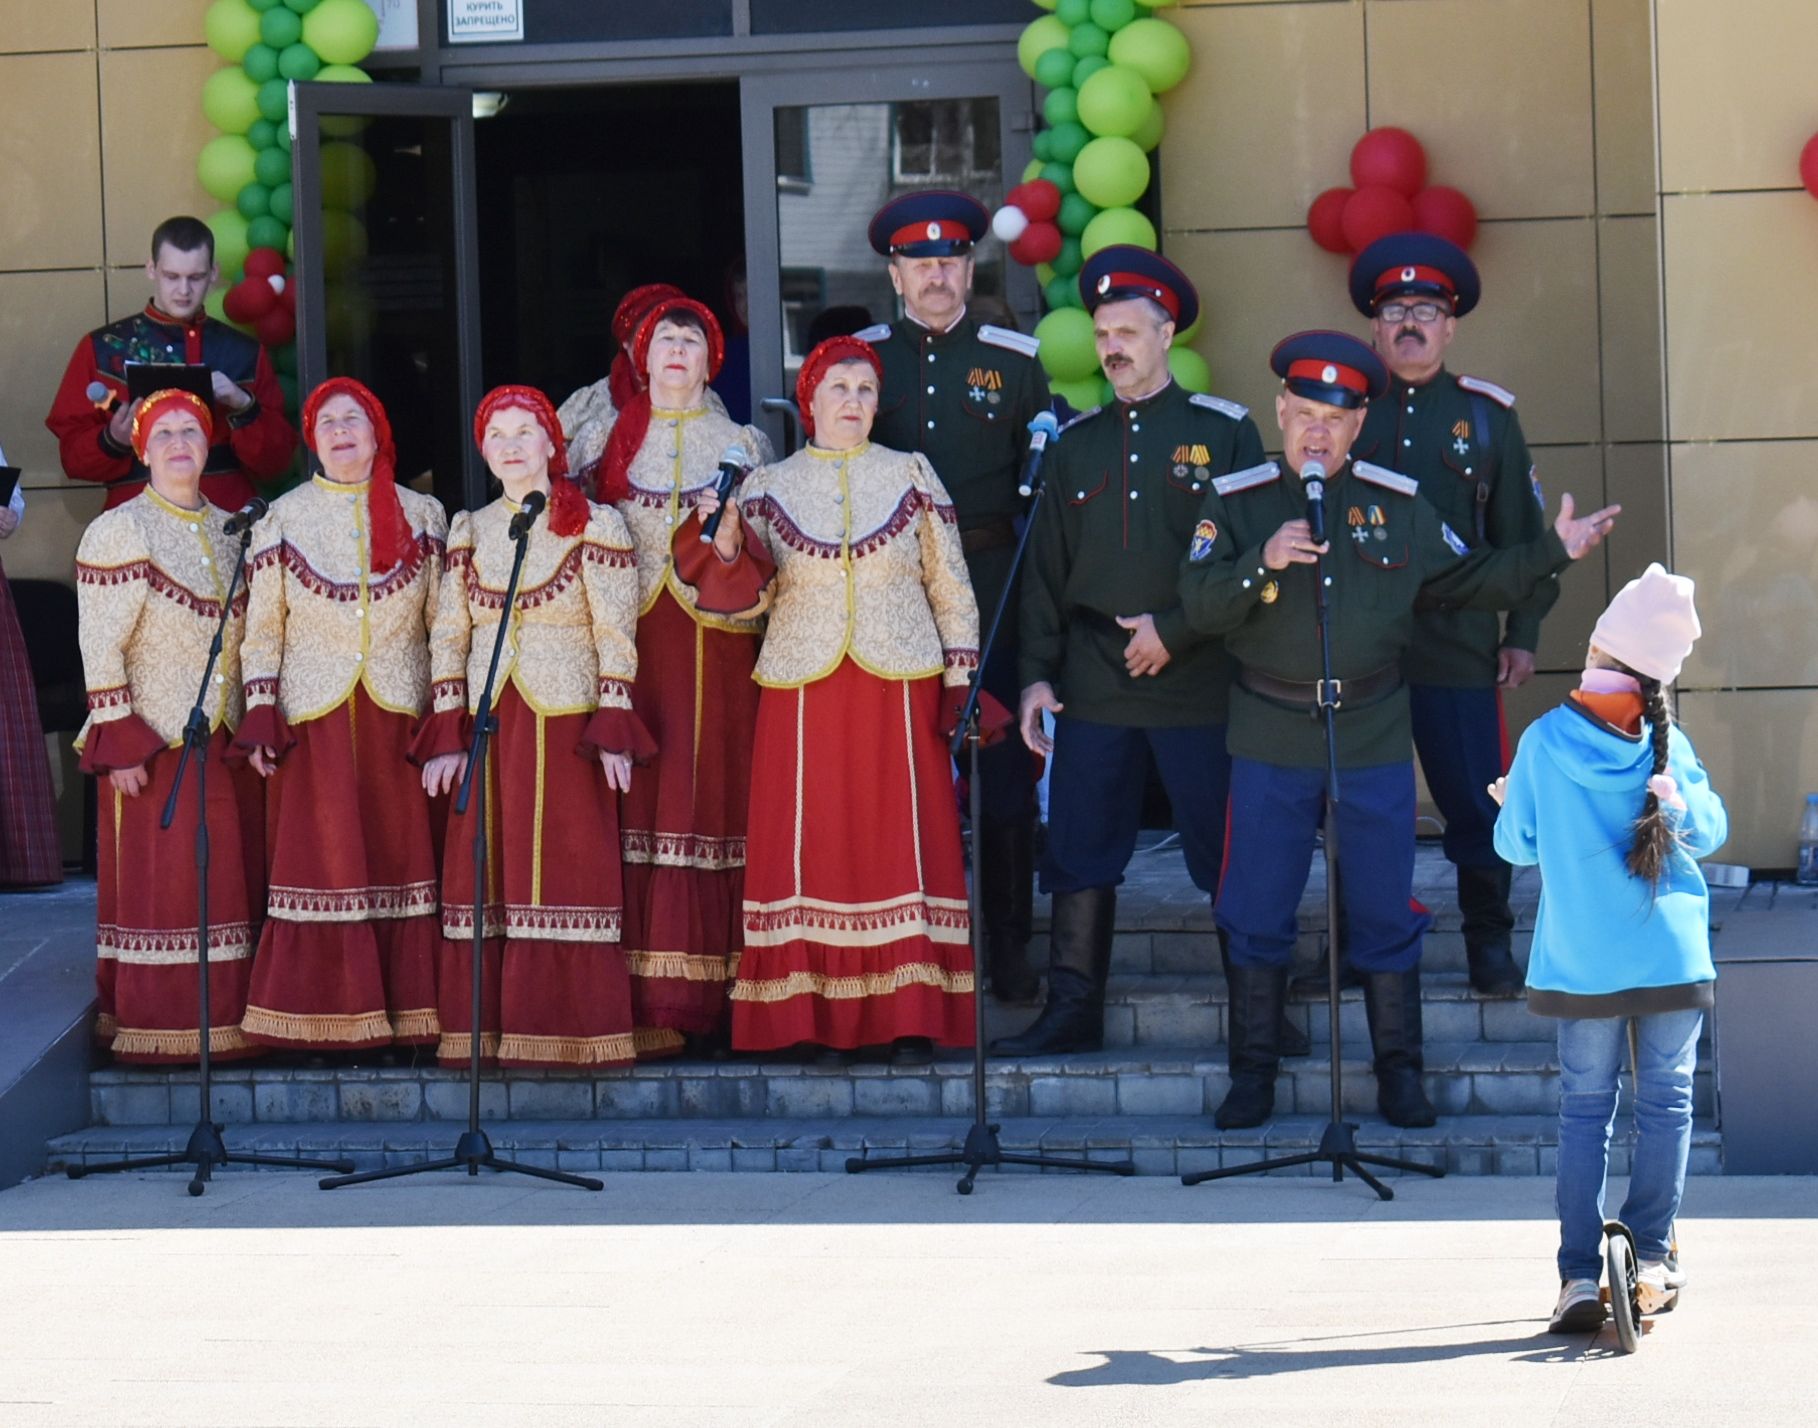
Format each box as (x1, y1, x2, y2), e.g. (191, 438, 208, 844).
(1604, 1219, 1640, 1354)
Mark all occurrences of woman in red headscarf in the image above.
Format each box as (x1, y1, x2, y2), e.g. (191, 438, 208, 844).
(689, 337, 984, 1061)
(412, 386, 653, 1069)
(236, 378, 449, 1054)
(74, 390, 259, 1060)
(599, 297, 772, 1054)
(556, 283, 684, 493)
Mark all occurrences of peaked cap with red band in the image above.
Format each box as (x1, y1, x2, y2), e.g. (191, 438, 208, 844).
(796, 336, 882, 439)
(1348, 231, 1481, 318)
(130, 388, 215, 462)
(473, 384, 588, 537)
(867, 190, 989, 257)
(1078, 244, 1199, 333)
(302, 377, 416, 573)
(1270, 330, 1389, 409)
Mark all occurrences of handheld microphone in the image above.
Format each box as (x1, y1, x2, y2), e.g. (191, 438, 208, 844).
(1300, 459, 1328, 543)
(222, 496, 269, 537)
(508, 488, 547, 540)
(1017, 410, 1061, 498)
(86, 381, 121, 415)
(698, 444, 754, 546)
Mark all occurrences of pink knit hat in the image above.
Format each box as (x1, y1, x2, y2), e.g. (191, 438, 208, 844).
(1591, 563, 1701, 683)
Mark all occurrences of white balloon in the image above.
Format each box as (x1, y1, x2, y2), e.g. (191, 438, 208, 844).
(991, 205, 1029, 242)
(267, 274, 286, 296)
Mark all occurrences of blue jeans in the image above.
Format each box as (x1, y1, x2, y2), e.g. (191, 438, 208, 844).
(1555, 1009, 1703, 1282)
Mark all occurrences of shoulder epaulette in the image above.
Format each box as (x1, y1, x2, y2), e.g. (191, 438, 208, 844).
(1058, 405, 1102, 434)
(1189, 392, 1249, 421)
(1456, 374, 1515, 408)
(977, 324, 1039, 359)
(1211, 461, 1280, 496)
(853, 323, 893, 344)
(1353, 461, 1420, 497)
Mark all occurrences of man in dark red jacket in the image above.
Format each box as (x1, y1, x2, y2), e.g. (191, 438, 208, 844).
(46, 215, 294, 511)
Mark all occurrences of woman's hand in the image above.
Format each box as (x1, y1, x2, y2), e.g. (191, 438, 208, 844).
(422, 751, 468, 798)
(109, 764, 149, 797)
(695, 491, 743, 561)
(600, 750, 633, 793)
(0, 506, 19, 540)
(248, 746, 280, 778)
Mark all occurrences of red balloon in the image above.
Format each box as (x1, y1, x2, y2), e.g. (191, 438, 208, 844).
(254, 306, 296, 348)
(1306, 187, 1354, 254)
(1412, 185, 1478, 249)
(244, 247, 287, 280)
(1009, 220, 1063, 266)
(223, 276, 277, 324)
(1015, 178, 1063, 223)
(1350, 127, 1428, 198)
(1801, 132, 1818, 200)
(277, 279, 297, 314)
(1341, 185, 1416, 253)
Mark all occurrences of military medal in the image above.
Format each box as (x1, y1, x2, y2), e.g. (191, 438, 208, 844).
(1348, 506, 1368, 543)
(1369, 504, 1387, 541)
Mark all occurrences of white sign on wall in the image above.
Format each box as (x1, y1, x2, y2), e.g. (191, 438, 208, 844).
(361, 0, 421, 52)
(448, 0, 525, 43)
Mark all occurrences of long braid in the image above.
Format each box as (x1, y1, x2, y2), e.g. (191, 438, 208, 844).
(1625, 675, 1677, 883)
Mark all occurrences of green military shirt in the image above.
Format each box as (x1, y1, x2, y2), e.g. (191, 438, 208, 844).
(1020, 379, 1265, 728)
(1354, 367, 1556, 685)
(1177, 458, 1571, 769)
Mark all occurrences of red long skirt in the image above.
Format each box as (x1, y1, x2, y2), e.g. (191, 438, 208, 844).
(435, 685, 637, 1071)
(241, 688, 440, 1049)
(619, 588, 761, 1044)
(94, 729, 258, 1063)
(731, 661, 974, 1051)
(0, 562, 60, 886)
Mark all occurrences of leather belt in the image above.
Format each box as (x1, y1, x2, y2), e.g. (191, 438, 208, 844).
(1238, 664, 1401, 715)
(960, 517, 1016, 556)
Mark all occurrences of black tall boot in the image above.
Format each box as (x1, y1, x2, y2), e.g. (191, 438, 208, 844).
(979, 816, 1039, 1004)
(1458, 863, 1522, 998)
(1221, 928, 1308, 1057)
(989, 887, 1115, 1055)
(1214, 960, 1286, 1129)
(1361, 969, 1437, 1128)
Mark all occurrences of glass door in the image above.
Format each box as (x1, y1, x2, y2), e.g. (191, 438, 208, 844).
(291, 82, 485, 510)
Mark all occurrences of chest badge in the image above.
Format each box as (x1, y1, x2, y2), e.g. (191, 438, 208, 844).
(1189, 518, 1218, 562)
(1260, 580, 1279, 604)
(966, 367, 1004, 406)
(1368, 504, 1387, 541)
(1348, 506, 1369, 543)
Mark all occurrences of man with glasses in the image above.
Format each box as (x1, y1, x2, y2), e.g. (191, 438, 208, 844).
(1343, 232, 1555, 998)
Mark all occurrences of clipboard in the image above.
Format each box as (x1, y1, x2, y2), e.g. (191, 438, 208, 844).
(124, 361, 214, 405)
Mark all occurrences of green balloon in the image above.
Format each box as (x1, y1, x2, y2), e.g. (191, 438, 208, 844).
(1108, 16, 1192, 93)
(284, 0, 322, 11)
(1032, 131, 1055, 163)
(1067, 23, 1110, 59)
(1047, 121, 1090, 164)
(1089, 0, 1138, 31)
(202, 66, 262, 133)
(1043, 87, 1078, 127)
(1056, 191, 1098, 236)
(320, 208, 369, 274)
(1072, 136, 1149, 208)
(247, 215, 290, 252)
(268, 181, 295, 225)
(1053, 236, 1084, 276)
(276, 372, 299, 411)
(1041, 162, 1077, 196)
(320, 141, 377, 207)
(256, 77, 290, 124)
(271, 342, 299, 376)
(1167, 346, 1212, 394)
(242, 42, 279, 82)
(314, 63, 374, 137)
(304, 0, 381, 65)
(278, 42, 321, 81)
(259, 5, 303, 47)
(276, 122, 294, 152)
(206, 210, 251, 277)
(254, 144, 291, 187)
(1033, 307, 1099, 382)
(248, 117, 278, 150)
(1017, 15, 1072, 78)
(236, 182, 272, 219)
(1043, 273, 1081, 312)
(1130, 96, 1165, 152)
(1076, 64, 1152, 140)
(1072, 54, 1111, 87)
(247, 0, 281, 10)
(1049, 373, 1103, 411)
(1055, 0, 1091, 22)
(1174, 310, 1202, 345)
(1021, 157, 1046, 184)
(198, 134, 258, 204)
(1032, 48, 1076, 90)
(1080, 204, 1156, 257)
(205, 0, 262, 63)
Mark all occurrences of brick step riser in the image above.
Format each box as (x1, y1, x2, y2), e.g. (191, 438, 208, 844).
(1007, 997, 1557, 1050)
(1104, 930, 1518, 976)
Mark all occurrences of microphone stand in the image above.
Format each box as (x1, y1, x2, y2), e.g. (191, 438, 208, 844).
(1184, 474, 1442, 1199)
(847, 441, 1135, 1193)
(70, 513, 354, 1195)
(323, 496, 603, 1192)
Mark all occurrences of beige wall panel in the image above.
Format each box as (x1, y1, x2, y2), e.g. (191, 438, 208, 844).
(1663, 192, 1818, 442)
(1164, 1, 1365, 231)
(0, 485, 103, 585)
(1677, 691, 1816, 870)
(1603, 441, 1669, 587)
(1670, 440, 1818, 691)
(1441, 219, 1601, 446)
(1499, 670, 1577, 752)
(99, 46, 216, 266)
(0, 268, 107, 483)
(1528, 445, 1608, 673)
(1365, 0, 1594, 220)
(1656, 0, 1818, 193)
(0, 53, 103, 271)
(0, 1, 96, 52)
(1598, 215, 1664, 444)
(1590, 0, 1656, 215)
(97, 0, 211, 49)
(105, 265, 158, 322)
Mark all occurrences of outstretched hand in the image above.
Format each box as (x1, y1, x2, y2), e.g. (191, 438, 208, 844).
(1553, 492, 1622, 559)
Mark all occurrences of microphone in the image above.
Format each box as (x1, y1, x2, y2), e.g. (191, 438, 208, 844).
(222, 496, 268, 537)
(698, 444, 754, 546)
(1300, 458, 1328, 543)
(1017, 410, 1061, 498)
(87, 381, 121, 415)
(508, 489, 547, 540)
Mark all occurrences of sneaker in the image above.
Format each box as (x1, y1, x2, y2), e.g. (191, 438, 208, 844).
(1637, 1259, 1680, 1316)
(1549, 1278, 1606, 1333)
(1662, 1237, 1687, 1289)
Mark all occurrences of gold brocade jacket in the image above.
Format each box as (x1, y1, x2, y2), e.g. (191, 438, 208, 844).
(619, 404, 772, 633)
(74, 488, 245, 751)
(736, 442, 979, 689)
(430, 497, 641, 717)
(556, 379, 733, 486)
(240, 475, 448, 724)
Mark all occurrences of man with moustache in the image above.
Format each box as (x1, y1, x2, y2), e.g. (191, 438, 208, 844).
(993, 247, 1271, 1057)
(1176, 331, 1618, 1129)
(860, 191, 1049, 1004)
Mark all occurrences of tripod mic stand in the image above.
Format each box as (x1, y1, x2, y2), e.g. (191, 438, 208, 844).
(323, 496, 602, 1192)
(70, 513, 353, 1196)
(847, 442, 1134, 1193)
(1182, 519, 1442, 1200)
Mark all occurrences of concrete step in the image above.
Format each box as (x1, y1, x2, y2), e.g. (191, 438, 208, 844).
(1096, 924, 1526, 976)
(84, 1042, 1714, 1127)
(43, 1114, 1724, 1180)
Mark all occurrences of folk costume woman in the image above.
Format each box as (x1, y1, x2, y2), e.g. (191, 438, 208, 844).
(695, 336, 982, 1060)
(237, 378, 448, 1053)
(557, 282, 684, 492)
(602, 297, 772, 1051)
(414, 386, 653, 1070)
(74, 390, 259, 1061)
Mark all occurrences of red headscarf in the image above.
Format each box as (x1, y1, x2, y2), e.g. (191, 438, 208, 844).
(606, 282, 687, 412)
(597, 297, 726, 506)
(795, 335, 883, 440)
(472, 384, 588, 538)
(131, 388, 215, 462)
(301, 377, 415, 575)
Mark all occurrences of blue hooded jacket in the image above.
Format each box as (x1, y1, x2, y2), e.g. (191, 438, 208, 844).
(1494, 699, 1727, 1017)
